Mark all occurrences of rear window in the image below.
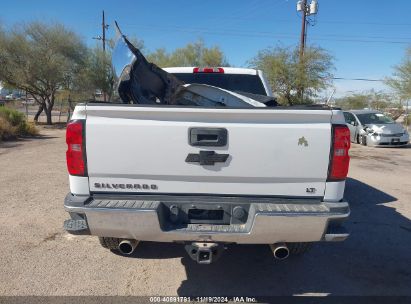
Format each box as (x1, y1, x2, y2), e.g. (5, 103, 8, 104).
(172, 73, 268, 96)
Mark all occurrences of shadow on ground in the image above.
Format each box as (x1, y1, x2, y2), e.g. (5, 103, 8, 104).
(122, 178, 411, 296)
(374, 144, 411, 149)
(0, 135, 58, 152)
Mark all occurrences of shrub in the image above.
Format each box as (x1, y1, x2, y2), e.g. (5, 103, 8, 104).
(0, 116, 17, 141)
(0, 107, 38, 141)
(23, 122, 39, 136)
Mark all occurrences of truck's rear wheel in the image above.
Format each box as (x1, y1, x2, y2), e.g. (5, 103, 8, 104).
(99, 237, 120, 250)
(286, 242, 313, 255)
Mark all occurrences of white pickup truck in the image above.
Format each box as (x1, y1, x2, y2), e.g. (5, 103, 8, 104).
(63, 29, 351, 264)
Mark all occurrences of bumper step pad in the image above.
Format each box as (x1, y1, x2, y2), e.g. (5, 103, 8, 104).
(63, 219, 90, 235)
(87, 199, 159, 209)
(323, 225, 349, 242)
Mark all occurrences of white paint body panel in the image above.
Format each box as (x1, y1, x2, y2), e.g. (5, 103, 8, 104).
(324, 181, 345, 202)
(71, 104, 86, 120)
(69, 175, 90, 195)
(84, 106, 335, 197)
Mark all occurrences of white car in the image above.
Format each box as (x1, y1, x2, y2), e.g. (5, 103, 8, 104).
(344, 110, 409, 147)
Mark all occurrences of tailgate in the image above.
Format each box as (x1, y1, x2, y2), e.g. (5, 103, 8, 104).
(85, 105, 332, 197)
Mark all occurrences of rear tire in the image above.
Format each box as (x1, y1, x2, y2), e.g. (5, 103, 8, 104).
(99, 237, 120, 250)
(286, 242, 313, 255)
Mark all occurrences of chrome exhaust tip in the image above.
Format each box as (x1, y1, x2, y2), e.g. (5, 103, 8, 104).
(118, 239, 139, 255)
(270, 243, 290, 260)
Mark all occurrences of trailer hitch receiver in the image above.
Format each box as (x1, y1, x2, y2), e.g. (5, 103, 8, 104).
(185, 242, 224, 264)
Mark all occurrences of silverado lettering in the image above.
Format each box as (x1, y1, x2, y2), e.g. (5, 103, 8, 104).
(94, 183, 158, 190)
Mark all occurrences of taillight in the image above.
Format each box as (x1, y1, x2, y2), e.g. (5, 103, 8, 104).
(328, 125, 350, 181)
(66, 120, 87, 176)
(193, 67, 224, 73)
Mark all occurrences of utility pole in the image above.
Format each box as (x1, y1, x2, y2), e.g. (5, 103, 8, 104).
(299, 0, 307, 58)
(93, 10, 109, 101)
(102, 10, 107, 52)
(93, 11, 109, 52)
(297, 0, 318, 56)
(296, 0, 318, 101)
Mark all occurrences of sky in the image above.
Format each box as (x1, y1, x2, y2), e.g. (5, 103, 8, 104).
(1, 0, 410, 98)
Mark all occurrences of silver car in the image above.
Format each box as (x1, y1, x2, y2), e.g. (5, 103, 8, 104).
(343, 110, 409, 147)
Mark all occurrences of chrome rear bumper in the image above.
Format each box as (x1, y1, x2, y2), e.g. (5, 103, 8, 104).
(64, 193, 349, 244)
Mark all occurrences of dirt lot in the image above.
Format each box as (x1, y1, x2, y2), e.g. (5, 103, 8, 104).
(0, 129, 410, 296)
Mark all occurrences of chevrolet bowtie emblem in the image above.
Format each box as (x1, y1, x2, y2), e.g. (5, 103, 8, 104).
(186, 150, 229, 166)
(298, 136, 308, 147)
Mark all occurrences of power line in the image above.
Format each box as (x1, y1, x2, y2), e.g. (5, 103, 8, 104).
(121, 24, 411, 45)
(296, 20, 411, 27)
(208, 17, 411, 27)
(333, 77, 384, 82)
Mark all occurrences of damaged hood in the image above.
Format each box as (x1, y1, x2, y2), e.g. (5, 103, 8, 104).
(112, 22, 266, 108)
(364, 123, 405, 135)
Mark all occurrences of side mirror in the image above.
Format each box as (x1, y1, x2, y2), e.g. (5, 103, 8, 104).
(350, 121, 356, 126)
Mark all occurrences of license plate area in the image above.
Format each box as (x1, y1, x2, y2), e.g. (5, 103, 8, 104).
(392, 138, 400, 143)
(188, 209, 225, 224)
(160, 202, 250, 228)
(183, 203, 231, 225)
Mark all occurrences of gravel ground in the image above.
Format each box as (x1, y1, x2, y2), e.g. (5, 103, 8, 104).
(0, 129, 410, 296)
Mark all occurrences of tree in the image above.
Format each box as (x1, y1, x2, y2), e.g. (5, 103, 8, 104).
(147, 39, 229, 67)
(369, 90, 392, 111)
(386, 47, 411, 99)
(334, 90, 393, 111)
(72, 47, 115, 101)
(334, 93, 369, 110)
(0, 22, 87, 124)
(74, 36, 145, 103)
(249, 46, 334, 105)
(146, 48, 173, 68)
(108, 35, 145, 52)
